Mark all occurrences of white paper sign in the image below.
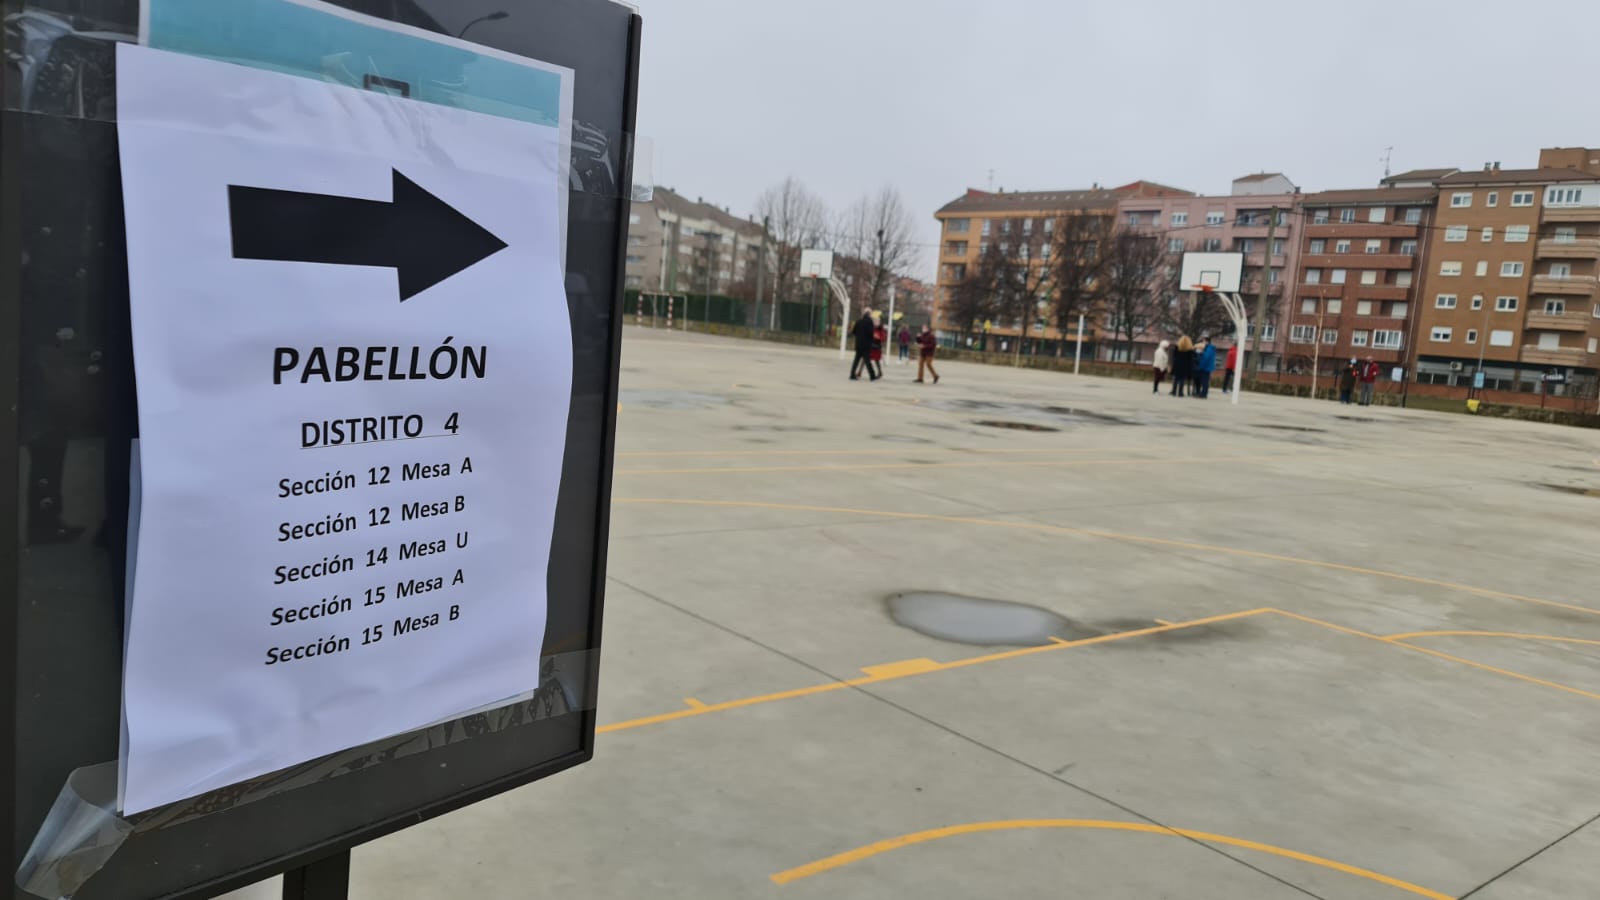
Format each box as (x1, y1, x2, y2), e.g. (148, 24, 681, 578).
(116, 44, 572, 813)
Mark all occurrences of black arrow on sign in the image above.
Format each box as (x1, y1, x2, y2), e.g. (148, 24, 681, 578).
(228, 169, 508, 301)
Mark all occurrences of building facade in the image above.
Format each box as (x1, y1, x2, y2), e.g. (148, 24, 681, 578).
(626, 187, 768, 297)
(1414, 153, 1600, 393)
(1285, 183, 1441, 377)
(933, 182, 1191, 350)
(1117, 173, 1302, 367)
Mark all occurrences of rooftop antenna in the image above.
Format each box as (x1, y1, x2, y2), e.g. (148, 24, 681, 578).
(1381, 146, 1392, 178)
(987, 169, 995, 192)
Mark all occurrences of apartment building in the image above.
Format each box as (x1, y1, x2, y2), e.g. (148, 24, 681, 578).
(932, 182, 1190, 347)
(1414, 155, 1600, 391)
(1285, 182, 1441, 375)
(626, 187, 768, 296)
(1117, 173, 1301, 367)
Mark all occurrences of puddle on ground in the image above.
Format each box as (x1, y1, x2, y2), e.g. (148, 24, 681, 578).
(617, 390, 729, 411)
(887, 592, 1097, 646)
(1332, 416, 1380, 423)
(1252, 424, 1328, 433)
(874, 434, 933, 443)
(1038, 406, 1137, 426)
(1539, 483, 1600, 498)
(735, 424, 821, 433)
(974, 420, 1060, 432)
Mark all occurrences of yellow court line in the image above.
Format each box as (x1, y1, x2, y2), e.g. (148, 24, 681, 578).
(682, 698, 707, 709)
(617, 451, 1320, 477)
(614, 497, 1600, 620)
(595, 609, 1269, 735)
(768, 819, 1450, 899)
(1384, 630, 1600, 648)
(1267, 610, 1600, 703)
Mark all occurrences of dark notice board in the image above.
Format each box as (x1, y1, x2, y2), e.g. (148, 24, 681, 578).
(1, 1, 638, 896)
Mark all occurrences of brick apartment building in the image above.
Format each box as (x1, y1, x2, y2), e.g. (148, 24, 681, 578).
(932, 182, 1191, 349)
(1414, 149, 1600, 394)
(1285, 176, 1443, 377)
(1117, 173, 1301, 366)
(626, 187, 768, 296)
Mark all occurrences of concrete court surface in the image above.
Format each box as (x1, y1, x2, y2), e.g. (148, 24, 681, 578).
(247, 326, 1600, 899)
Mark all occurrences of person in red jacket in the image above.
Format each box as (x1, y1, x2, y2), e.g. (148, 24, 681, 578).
(1359, 356, 1380, 406)
(1222, 343, 1240, 394)
(915, 324, 940, 384)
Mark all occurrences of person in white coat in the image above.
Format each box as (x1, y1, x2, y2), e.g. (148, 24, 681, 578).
(1151, 339, 1171, 394)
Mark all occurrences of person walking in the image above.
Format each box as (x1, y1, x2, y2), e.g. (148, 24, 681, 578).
(1338, 358, 1358, 404)
(915, 324, 940, 384)
(1171, 335, 1195, 397)
(1222, 342, 1239, 394)
(1151, 339, 1171, 394)
(897, 326, 912, 365)
(1195, 337, 1217, 398)
(849, 311, 876, 380)
(869, 314, 887, 381)
(1359, 357, 1379, 406)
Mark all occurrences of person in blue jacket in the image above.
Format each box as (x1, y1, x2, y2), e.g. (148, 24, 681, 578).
(1192, 336, 1217, 398)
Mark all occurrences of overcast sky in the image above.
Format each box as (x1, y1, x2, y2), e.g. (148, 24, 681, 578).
(629, 0, 1591, 276)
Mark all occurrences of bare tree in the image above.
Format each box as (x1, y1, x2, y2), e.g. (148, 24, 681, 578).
(1150, 255, 1235, 340)
(754, 176, 828, 307)
(987, 226, 1055, 365)
(1049, 212, 1111, 354)
(1100, 228, 1166, 362)
(944, 245, 1001, 344)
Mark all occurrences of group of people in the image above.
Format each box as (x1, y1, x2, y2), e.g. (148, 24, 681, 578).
(850, 311, 940, 384)
(1339, 358, 1382, 406)
(1151, 336, 1238, 399)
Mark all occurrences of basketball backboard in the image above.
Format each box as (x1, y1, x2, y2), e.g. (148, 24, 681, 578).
(1179, 252, 1243, 293)
(800, 248, 834, 280)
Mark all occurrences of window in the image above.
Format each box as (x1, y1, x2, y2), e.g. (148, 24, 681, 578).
(1202, 238, 1222, 252)
(1550, 262, 1572, 278)
(946, 218, 970, 233)
(1357, 301, 1373, 315)
(627, 235, 644, 246)
(1206, 210, 1224, 225)
(1313, 210, 1329, 224)
(1505, 225, 1529, 243)
(982, 219, 992, 236)
(625, 254, 644, 264)
(1400, 239, 1418, 256)
(1404, 208, 1422, 224)
(1044, 218, 1054, 234)
(1171, 211, 1188, 226)
(979, 241, 989, 255)
(1368, 207, 1387, 223)
(1466, 329, 1478, 344)
(1392, 302, 1408, 318)
(1126, 212, 1142, 226)
(1373, 330, 1404, 350)
(1262, 325, 1276, 341)
(1273, 239, 1286, 255)
(1000, 220, 1011, 234)
(1555, 227, 1577, 243)
(1544, 299, 1566, 314)
(1501, 261, 1524, 277)
(1290, 325, 1316, 343)
(1481, 227, 1494, 242)
(1496, 296, 1519, 312)
(1310, 239, 1326, 253)
(1475, 261, 1488, 277)
(1331, 269, 1347, 284)
(1361, 270, 1378, 285)
(1239, 239, 1256, 253)
(1397, 272, 1413, 287)
(1592, 338, 1599, 354)
(1471, 295, 1483, 310)
(1336, 239, 1352, 253)
(1351, 330, 1369, 347)
(1340, 209, 1356, 223)
(1435, 294, 1457, 309)
(1440, 261, 1462, 276)
(1548, 187, 1584, 206)
(1305, 269, 1321, 284)
(1451, 192, 1472, 208)
(1486, 192, 1499, 208)
(1489, 329, 1514, 347)
(1300, 299, 1316, 313)
(1327, 300, 1343, 314)
(1322, 329, 1339, 344)
(1041, 244, 1051, 259)
(1594, 303, 1600, 319)
(1430, 327, 1453, 342)
(1237, 211, 1259, 226)
(1023, 218, 1033, 234)
(1511, 191, 1535, 207)
(1538, 333, 1561, 351)
(628, 213, 640, 225)
(945, 241, 968, 255)
(1168, 238, 1185, 253)
(1269, 268, 1281, 284)
(1365, 239, 1383, 254)
(998, 242, 1009, 254)
(1444, 225, 1467, 242)
(624, 274, 642, 288)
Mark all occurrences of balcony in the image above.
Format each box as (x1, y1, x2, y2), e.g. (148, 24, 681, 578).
(1520, 345, 1589, 366)
(1537, 237, 1600, 260)
(1524, 312, 1591, 332)
(1301, 253, 1415, 270)
(1531, 275, 1599, 297)
(1352, 284, 1411, 301)
(1542, 206, 1600, 223)
(1240, 254, 1288, 269)
(1305, 222, 1420, 239)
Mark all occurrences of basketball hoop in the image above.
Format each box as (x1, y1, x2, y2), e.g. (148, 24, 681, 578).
(1188, 284, 1216, 295)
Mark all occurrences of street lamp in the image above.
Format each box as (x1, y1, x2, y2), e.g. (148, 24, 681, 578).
(457, 10, 509, 39)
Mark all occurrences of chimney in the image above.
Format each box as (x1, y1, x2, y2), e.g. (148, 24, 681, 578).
(1492, 161, 1500, 172)
(1483, 163, 1491, 172)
